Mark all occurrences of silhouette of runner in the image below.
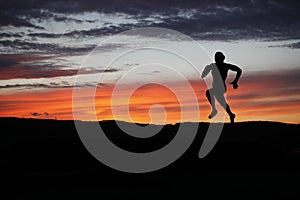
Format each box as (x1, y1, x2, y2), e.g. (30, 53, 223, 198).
(201, 51, 242, 123)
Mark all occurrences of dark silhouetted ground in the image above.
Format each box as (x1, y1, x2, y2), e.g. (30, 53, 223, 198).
(0, 118, 299, 199)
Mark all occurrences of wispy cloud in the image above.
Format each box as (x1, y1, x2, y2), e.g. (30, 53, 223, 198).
(0, 40, 96, 53)
(270, 41, 300, 49)
(0, 54, 118, 80)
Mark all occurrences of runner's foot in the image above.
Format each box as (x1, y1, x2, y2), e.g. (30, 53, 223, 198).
(230, 113, 236, 123)
(208, 109, 218, 119)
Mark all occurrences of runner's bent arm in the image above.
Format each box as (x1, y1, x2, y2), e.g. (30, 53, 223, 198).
(228, 64, 242, 84)
(201, 64, 212, 78)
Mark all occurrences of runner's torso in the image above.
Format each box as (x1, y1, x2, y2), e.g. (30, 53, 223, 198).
(211, 63, 230, 92)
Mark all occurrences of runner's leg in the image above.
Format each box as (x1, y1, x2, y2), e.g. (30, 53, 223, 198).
(206, 89, 217, 119)
(215, 92, 236, 123)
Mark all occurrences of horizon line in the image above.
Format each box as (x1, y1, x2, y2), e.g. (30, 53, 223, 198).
(1, 116, 298, 125)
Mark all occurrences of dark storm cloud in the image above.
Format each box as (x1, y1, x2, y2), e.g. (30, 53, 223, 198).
(28, 25, 132, 38)
(0, 9, 83, 29)
(0, 13, 45, 29)
(26, 9, 86, 23)
(0, 0, 267, 15)
(147, 0, 300, 41)
(0, 32, 24, 38)
(1, 0, 300, 41)
(63, 24, 134, 37)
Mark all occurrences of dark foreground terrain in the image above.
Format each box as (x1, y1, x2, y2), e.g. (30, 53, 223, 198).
(0, 118, 300, 199)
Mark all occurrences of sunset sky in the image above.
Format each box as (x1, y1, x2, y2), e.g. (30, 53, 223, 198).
(1, 0, 300, 124)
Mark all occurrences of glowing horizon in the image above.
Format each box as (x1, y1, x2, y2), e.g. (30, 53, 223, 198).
(1, 69, 300, 124)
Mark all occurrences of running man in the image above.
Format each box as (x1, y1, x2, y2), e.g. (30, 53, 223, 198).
(201, 51, 242, 123)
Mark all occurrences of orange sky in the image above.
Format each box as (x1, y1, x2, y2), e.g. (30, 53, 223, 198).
(1, 72, 300, 124)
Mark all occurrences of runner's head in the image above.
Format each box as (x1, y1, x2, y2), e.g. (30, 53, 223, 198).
(215, 51, 225, 64)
